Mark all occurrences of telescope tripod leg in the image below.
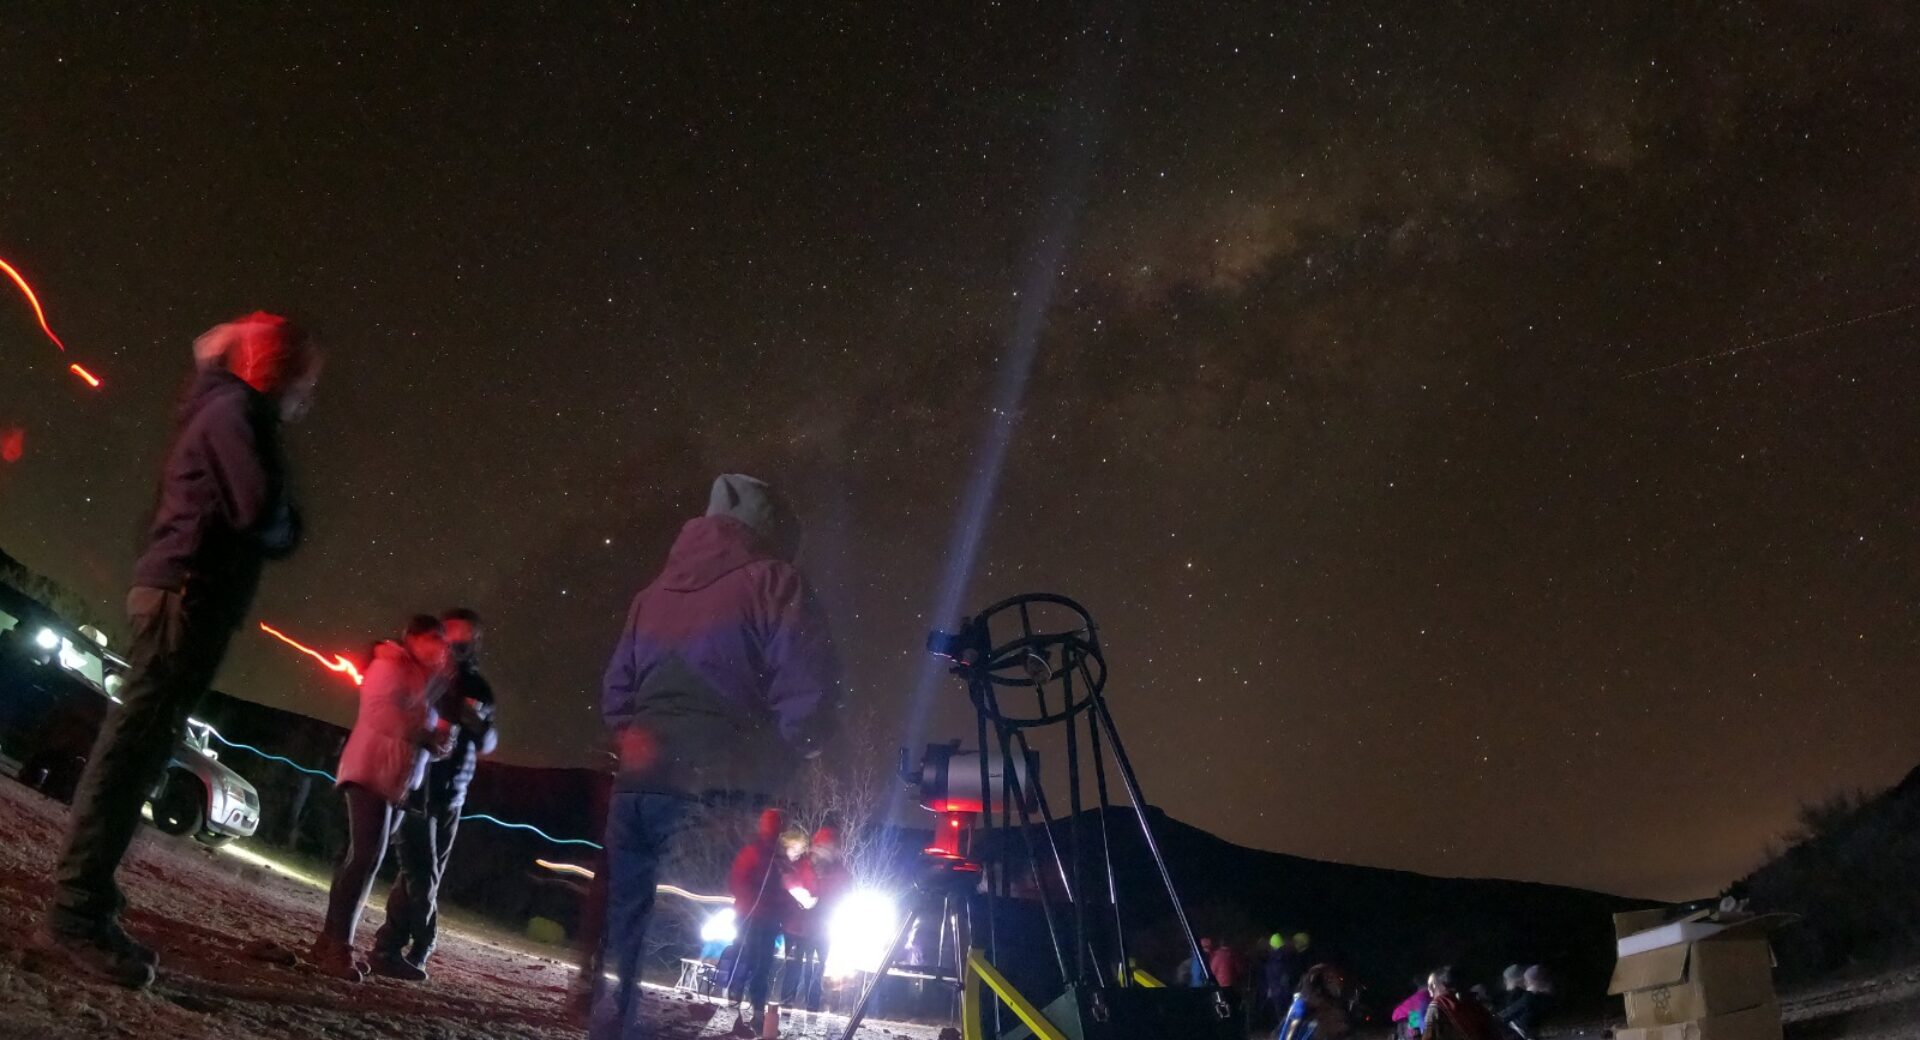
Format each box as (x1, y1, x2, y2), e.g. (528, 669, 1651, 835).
(835, 905, 920, 1040)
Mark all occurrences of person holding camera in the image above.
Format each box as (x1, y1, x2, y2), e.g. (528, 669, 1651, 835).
(371, 607, 497, 980)
(592, 474, 842, 1040)
(311, 614, 454, 981)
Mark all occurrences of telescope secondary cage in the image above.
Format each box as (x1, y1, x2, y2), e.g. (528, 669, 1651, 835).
(842, 593, 1234, 1040)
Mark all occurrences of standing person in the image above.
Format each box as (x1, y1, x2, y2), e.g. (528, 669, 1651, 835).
(1265, 931, 1305, 1026)
(1208, 936, 1241, 991)
(784, 825, 849, 1013)
(312, 616, 452, 981)
(1186, 937, 1218, 987)
(372, 607, 497, 979)
(728, 809, 801, 1031)
(593, 474, 842, 1040)
(39, 313, 316, 988)
(1289, 932, 1317, 974)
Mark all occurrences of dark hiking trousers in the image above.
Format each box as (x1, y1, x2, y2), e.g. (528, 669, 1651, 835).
(781, 936, 824, 1011)
(53, 587, 241, 930)
(321, 783, 401, 946)
(589, 792, 691, 1040)
(727, 917, 781, 1011)
(374, 805, 458, 963)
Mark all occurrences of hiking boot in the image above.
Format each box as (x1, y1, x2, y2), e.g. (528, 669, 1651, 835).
(307, 938, 368, 982)
(34, 924, 157, 989)
(98, 920, 159, 968)
(371, 951, 428, 982)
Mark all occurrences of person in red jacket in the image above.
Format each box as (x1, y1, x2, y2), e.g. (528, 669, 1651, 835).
(590, 475, 841, 1040)
(726, 808, 800, 1031)
(1210, 938, 1242, 991)
(783, 825, 849, 1012)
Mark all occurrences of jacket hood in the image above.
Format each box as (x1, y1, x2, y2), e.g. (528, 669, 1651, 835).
(706, 474, 800, 561)
(658, 515, 772, 592)
(178, 368, 260, 423)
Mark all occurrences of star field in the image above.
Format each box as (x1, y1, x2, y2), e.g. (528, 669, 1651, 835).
(2, 4, 1918, 899)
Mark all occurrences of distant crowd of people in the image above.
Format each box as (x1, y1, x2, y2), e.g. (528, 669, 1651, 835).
(1395, 964, 1556, 1040)
(1184, 931, 1557, 1040)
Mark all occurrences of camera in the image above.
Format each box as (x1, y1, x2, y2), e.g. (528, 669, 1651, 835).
(925, 618, 988, 664)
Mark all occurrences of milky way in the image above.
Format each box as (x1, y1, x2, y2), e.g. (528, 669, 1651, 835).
(3, 4, 1917, 898)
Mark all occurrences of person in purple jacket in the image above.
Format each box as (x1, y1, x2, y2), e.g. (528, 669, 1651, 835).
(589, 474, 842, 1040)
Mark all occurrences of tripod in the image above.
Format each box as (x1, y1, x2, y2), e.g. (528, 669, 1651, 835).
(835, 850, 981, 1040)
(852, 593, 1235, 1040)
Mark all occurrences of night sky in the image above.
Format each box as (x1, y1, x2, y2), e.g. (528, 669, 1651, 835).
(3, 4, 1917, 901)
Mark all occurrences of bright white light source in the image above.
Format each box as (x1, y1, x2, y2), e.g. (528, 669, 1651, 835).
(789, 886, 819, 910)
(700, 907, 739, 945)
(35, 628, 60, 651)
(824, 889, 899, 980)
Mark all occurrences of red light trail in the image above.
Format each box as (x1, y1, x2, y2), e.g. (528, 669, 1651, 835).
(0, 255, 102, 389)
(0, 257, 67, 351)
(258, 621, 364, 686)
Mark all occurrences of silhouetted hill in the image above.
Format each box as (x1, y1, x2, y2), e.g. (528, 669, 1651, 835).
(969, 805, 1646, 1009)
(1742, 764, 1920, 983)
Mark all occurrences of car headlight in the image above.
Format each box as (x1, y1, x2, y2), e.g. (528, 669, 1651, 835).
(35, 628, 60, 651)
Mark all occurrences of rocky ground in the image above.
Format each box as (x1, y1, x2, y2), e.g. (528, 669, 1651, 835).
(0, 776, 943, 1040)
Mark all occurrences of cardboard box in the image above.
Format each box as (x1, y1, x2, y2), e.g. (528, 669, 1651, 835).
(1620, 918, 1730, 958)
(1615, 909, 1677, 939)
(1615, 1002, 1782, 1040)
(1609, 913, 1784, 1028)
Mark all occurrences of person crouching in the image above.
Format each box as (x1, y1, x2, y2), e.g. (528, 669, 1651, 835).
(311, 615, 452, 981)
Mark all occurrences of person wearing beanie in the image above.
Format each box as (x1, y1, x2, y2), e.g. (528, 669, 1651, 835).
(781, 825, 849, 1012)
(1497, 966, 1555, 1040)
(1497, 964, 1527, 1012)
(36, 313, 316, 989)
(591, 475, 842, 1040)
(725, 809, 801, 1030)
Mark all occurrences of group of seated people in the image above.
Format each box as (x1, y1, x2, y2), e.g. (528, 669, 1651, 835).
(1391, 964, 1556, 1040)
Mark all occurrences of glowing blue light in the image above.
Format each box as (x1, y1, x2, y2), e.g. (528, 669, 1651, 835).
(458, 813, 602, 848)
(201, 726, 603, 849)
(204, 728, 336, 781)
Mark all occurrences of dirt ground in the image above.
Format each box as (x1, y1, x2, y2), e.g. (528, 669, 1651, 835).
(6, 774, 1920, 1040)
(0, 777, 943, 1040)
